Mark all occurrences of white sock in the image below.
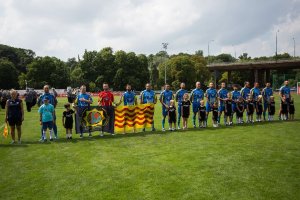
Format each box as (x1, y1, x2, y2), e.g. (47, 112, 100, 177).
(43, 130, 46, 140)
(49, 129, 53, 139)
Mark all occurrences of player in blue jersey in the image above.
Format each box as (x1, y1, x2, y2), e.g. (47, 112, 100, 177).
(159, 84, 174, 131)
(190, 82, 204, 128)
(175, 83, 188, 129)
(262, 82, 273, 121)
(250, 82, 261, 102)
(279, 80, 292, 120)
(217, 82, 228, 125)
(37, 85, 58, 140)
(205, 82, 218, 121)
(140, 83, 157, 131)
(118, 84, 137, 106)
(74, 85, 93, 138)
(231, 84, 241, 123)
(240, 81, 251, 122)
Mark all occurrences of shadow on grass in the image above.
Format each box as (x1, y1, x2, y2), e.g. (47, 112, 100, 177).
(0, 119, 299, 147)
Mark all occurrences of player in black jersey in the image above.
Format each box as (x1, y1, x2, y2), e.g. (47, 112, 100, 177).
(167, 100, 177, 131)
(268, 96, 275, 121)
(198, 100, 207, 128)
(246, 95, 255, 123)
(289, 97, 295, 120)
(224, 93, 233, 126)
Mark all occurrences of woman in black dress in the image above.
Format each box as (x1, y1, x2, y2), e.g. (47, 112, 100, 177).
(5, 89, 24, 144)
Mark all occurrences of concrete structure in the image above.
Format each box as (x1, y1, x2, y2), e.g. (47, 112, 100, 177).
(207, 59, 300, 85)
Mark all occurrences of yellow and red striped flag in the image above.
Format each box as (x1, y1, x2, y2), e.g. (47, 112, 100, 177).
(114, 104, 154, 133)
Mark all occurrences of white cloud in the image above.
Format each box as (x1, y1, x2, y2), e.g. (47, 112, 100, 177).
(0, 0, 299, 60)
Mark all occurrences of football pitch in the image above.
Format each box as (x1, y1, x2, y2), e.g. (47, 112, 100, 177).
(0, 95, 300, 200)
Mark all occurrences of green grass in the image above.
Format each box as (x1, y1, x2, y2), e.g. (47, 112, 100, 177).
(0, 95, 300, 200)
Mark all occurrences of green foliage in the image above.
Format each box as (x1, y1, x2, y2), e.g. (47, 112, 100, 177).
(89, 81, 97, 92)
(0, 43, 298, 90)
(0, 44, 35, 73)
(0, 59, 18, 89)
(0, 44, 35, 89)
(158, 54, 209, 89)
(75, 48, 149, 91)
(25, 56, 70, 88)
(213, 53, 236, 63)
(238, 53, 252, 60)
(148, 54, 166, 89)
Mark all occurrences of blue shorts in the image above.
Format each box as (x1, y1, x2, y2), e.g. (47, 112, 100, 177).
(206, 102, 212, 112)
(192, 103, 200, 113)
(177, 105, 182, 116)
(162, 106, 168, 117)
(263, 102, 268, 110)
(232, 103, 237, 112)
(218, 105, 225, 112)
(42, 121, 53, 130)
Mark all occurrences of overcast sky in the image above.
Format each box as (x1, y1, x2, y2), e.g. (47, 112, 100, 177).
(1, 0, 300, 60)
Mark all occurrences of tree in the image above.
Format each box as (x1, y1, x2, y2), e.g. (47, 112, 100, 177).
(70, 67, 85, 87)
(0, 59, 18, 89)
(158, 54, 207, 90)
(24, 56, 70, 88)
(0, 44, 35, 73)
(195, 50, 204, 56)
(238, 53, 251, 60)
(113, 51, 149, 90)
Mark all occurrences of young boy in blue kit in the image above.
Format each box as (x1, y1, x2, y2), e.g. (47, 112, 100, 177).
(38, 97, 55, 142)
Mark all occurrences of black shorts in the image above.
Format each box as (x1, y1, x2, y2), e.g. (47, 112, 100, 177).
(247, 111, 254, 115)
(212, 115, 218, 121)
(68, 97, 74, 103)
(64, 122, 73, 129)
(168, 117, 176, 124)
(199, 113, 206, 121)
(236, 111, 243, 118)
(225, 111, 232, 116)
(289, 107, 295, 114)
(8, 118, 22, 126)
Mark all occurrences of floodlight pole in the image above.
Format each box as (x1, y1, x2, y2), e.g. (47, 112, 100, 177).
(276, 30, 279, 59)
(208, 40, 214, 64)
(293, 37, 296, 58)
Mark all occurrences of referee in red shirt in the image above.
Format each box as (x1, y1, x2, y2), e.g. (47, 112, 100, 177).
(98, 83, 115, 136)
